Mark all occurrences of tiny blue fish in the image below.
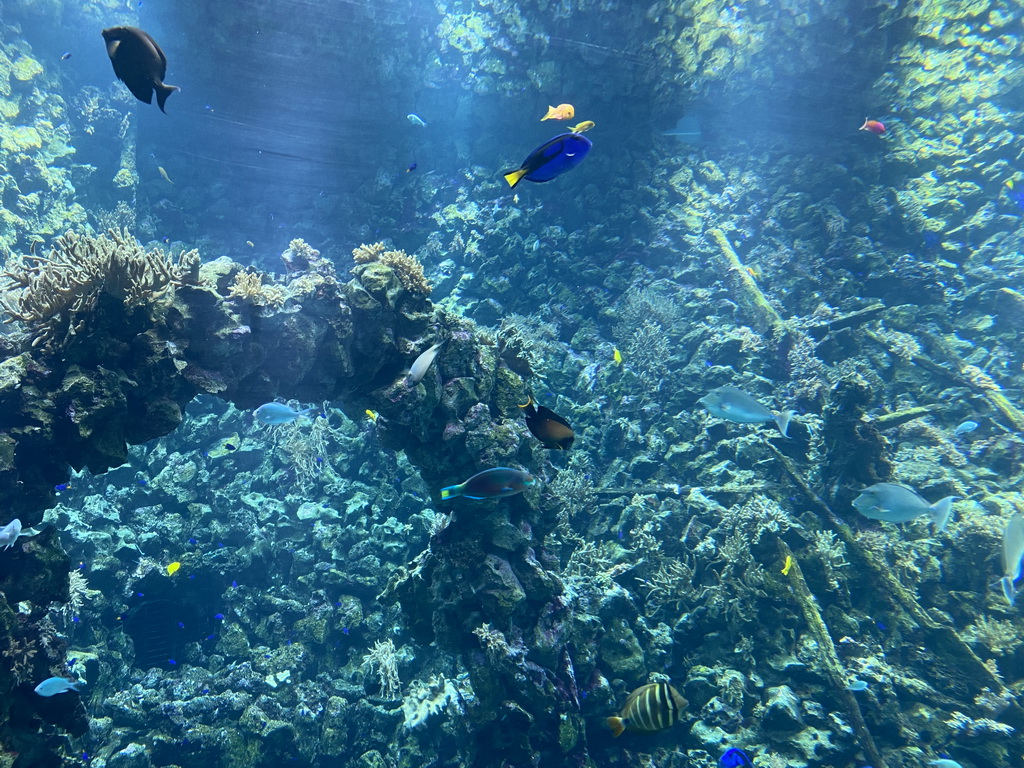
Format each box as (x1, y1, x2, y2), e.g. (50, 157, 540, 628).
(720, 748, 754, 768)
(253, 402, 315, 425)
(846, 680, 869, 691)
(61, 52, 72, 61)
(953, 420, 978, 437)
(34, 677, 81, 697)
(406, 162, 417, 173)
(407, 113, 427, 127)
(928, 760, 963, 768)
(54, 484, 68, 491)
(168, 659, 176, 665)
(214, 613, 224, 620)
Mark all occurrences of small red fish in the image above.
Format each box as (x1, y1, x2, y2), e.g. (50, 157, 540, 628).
(860, 118, 885, 135)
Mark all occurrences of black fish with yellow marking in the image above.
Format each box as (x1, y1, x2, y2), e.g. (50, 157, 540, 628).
(607, 682, 687, 737)
(519, 396, 574, 450)
(102, 26, 179, 113)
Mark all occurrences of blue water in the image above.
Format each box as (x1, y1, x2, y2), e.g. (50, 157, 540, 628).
(2, 1, 1023, 768)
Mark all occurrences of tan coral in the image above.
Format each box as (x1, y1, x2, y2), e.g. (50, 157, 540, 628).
(0, 228, 199, 350)
(380, 249, 432, 296)
(352, 241, 386, 264)
(226, 270, 285, 308)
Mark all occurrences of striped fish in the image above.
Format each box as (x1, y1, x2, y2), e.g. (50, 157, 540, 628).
(606, 682, 687, 737)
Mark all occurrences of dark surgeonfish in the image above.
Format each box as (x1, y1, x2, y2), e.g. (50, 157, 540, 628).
(440, 467, 535, 500)
(519, 396, 574, 450)
(607, 682, 687, 737)
(102, 26, 179, 113)
(502, 132, 592, 189)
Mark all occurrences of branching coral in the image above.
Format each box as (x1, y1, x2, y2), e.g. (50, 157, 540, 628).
(3, 637, 37, 684)
(0, 228, 199, 350)
(380, 249, 431, 295)
(226, 270, 285, 308)
(61, 569, 100, 624)
(352, 241, 385, 264)
(350, 241, 431, 295)
(962, 616, 1023, 656)
(361, 638, 401, 699)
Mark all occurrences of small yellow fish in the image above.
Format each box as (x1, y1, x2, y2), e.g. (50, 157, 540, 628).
(1006, 178, 1015, 190)
(158, 166, 174, 185)
(166, 561, 181, 576)
(246, 240, 255, 248)
(541, 103, 574, 121)
(365, 409, 379, 423)
(570, 120, 595, 134)
(613, 347, 623, 365)
(781, 555, 794, 576)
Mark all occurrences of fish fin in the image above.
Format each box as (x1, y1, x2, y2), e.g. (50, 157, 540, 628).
(606, 717, 626, 737)
(929, 496, 955, 532)
(518, 395, 533, 410)
(1000, 576, 1017, 606)
(155, 82, 180, 113)
(541, 106, 555, 120)
(440, 485, 461, 501)
(774, 410, 796, 438)
(503, 168, 528, 188)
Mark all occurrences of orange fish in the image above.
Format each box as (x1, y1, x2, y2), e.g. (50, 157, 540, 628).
(541, 103, 574, 121)
(859, 118, 885, 135)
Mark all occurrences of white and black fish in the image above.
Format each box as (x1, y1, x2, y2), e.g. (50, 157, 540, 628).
(607, 682, 687, 737)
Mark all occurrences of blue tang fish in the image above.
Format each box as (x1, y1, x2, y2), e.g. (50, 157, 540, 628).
(35, 677, 81, 697)
(852, 483, 954, 532)
(720, 748, 754, 767)
(253, 403, 315, 425)
(440, 467, 536, 500)
(502, 133, 592, 189)
(699, 385, 795, 437)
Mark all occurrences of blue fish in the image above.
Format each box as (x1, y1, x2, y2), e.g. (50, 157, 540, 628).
(253, 402, 315, 425)
(502, 133, 592, 189)
(699, 385, 795, 437)
(846, 680, 869, 691)
(953, 420, 978, 436)
(720, 748, 754, 768)
(34, 677, 81, 697)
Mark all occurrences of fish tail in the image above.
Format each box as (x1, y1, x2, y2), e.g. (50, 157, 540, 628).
(606, 717, 626, 737)
(929, 496, 956, 532)
(541, 106, 554, 120)
(774, 409, 796, 438)
(1000, 576, 1017, 606)
(503, 168, 528, 188)
(440, 484, 462, 501)
(156, 82, 180, 113)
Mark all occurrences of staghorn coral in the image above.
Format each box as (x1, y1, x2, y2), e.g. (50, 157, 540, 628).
(0, 228, 199, 350)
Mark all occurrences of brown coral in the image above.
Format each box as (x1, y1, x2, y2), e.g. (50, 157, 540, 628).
(0, 228, 199, 350)
(352, 241, 386, 264)
(380, 249, 432, 296)
(226, 270, 285, 308)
